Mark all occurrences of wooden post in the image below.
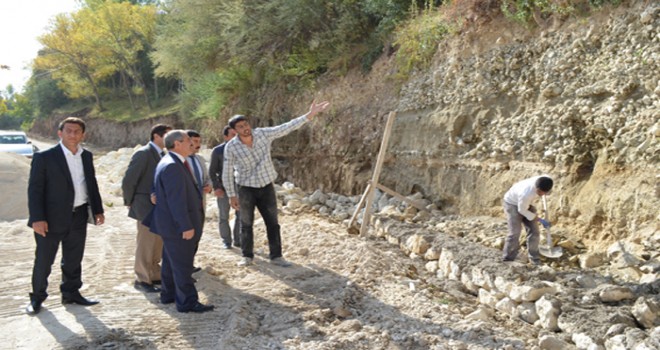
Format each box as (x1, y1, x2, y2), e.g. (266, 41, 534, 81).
(360, 111, 397, 236)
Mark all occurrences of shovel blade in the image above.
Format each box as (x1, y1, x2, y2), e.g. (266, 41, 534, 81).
(539, 246, 563, 258)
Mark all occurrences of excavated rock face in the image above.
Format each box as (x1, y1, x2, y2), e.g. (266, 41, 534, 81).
(274, 2, 659, 252)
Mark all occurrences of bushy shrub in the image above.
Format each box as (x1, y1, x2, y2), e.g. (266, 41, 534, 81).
(178, 65, 254, 120)
(394, 5, 450, 78)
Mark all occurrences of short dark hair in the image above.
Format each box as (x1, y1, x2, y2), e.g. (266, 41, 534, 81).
(535, 176, 554, 193)
(150, 124, 171, 141)
(58, 117, 86, 133)
(187, 130, 201, 138)
(228, 115, 248, 129)
(222, 125, 231, 136)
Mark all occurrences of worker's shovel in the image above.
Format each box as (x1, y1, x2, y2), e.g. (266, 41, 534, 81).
(539, 195, 563, 259)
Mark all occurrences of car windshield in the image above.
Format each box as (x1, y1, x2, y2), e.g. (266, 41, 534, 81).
(0, 134, 27, 144)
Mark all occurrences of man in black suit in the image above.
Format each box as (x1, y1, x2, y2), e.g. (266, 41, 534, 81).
(145, 130, 213, 313)
(122, 124, 171, 293)
(26, 117, 105, 315)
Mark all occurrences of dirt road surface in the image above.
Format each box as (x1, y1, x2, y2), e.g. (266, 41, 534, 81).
(0, 158, 540, 349)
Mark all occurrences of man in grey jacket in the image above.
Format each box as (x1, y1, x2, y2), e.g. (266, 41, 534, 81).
(122, 124, 171, 293)
(208, 125, 240, 249)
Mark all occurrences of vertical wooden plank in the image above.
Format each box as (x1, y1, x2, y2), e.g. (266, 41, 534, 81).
(360, 111, 397, 236)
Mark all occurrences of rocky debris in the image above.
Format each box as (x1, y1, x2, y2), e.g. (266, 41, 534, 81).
(266, 181, 660, 349)
(277, 183, 659, 284)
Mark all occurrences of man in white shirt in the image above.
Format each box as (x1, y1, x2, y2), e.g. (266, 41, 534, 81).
(502, 175, 553, 265)
(26, 117, 105, 314)
(223, 99, 330, 267)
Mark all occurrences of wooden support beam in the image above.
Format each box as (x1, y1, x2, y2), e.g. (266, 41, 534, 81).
(360, 111, 396, 237)
(375, 183, 428, 212)
(347, 182, 371, 233)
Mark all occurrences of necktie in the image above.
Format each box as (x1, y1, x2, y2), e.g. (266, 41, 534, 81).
(160, 151, 166, 157)
(183, 159, 193, 175)
(189, 156, 203, 191)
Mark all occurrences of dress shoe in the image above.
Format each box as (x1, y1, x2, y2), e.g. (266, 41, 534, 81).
(180, 302, 214, 313)
(152, 280, 161, 285)
(192, 266, 202, 273)
(25, 299, 42, 315)
(134, 281, 161, 293)
(160, 298, 174, 305)
(62, 292, 99, 306)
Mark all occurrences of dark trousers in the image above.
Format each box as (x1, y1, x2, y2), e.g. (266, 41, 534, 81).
(160, 235, 199, 312)
(238, 183, 282, 259)
(502, 202, 540, 263)
(30, 204, 88, 302)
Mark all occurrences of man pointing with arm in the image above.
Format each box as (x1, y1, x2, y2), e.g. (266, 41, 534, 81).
(222, 99, 330, 267)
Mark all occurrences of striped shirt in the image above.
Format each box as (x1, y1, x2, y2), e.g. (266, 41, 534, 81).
(222, 115, 308, 197)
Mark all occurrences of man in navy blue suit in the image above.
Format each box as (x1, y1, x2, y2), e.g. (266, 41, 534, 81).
(146, 129, 214, 313)
(26, 117, 105, 315)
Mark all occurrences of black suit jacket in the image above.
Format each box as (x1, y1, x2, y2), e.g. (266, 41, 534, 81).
(27, 144, 104, 233)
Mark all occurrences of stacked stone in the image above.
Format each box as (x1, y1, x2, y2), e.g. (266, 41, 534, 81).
(371, 216, 659, 350)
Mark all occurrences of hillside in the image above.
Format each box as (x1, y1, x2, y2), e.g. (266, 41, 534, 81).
(30, 0, 658, 276)
(19, 2, 659, 348)
(269, 1, 659, 250)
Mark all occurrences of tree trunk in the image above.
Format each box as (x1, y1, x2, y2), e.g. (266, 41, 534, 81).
(121, 71, 137, 111)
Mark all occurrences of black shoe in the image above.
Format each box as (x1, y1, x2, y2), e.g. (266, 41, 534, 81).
(152, 280, 161, 285)
(180, 302, 214, 313)
(160, 298, 174, 305)
(134, 281, 161, 293)
(192, 266, 202, 273)
(62, 293, 99, 306)
(222, 243, 232, 249)
(25, 299, 42, 315)
(233, 243, 241, 248)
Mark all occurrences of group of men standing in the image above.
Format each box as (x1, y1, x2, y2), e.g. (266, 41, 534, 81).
(25, 100, 330, 315)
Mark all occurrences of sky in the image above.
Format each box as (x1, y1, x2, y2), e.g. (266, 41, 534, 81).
(0, 0, 79, 93)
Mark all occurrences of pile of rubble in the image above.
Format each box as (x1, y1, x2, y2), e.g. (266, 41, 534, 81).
(277, 183, 659, 350)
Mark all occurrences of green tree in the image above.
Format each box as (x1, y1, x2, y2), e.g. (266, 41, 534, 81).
(35, 12, 114, 110)
(0, 85, 34, 129)
(94, 2, 157, 110)
(24, 68, 70, 117)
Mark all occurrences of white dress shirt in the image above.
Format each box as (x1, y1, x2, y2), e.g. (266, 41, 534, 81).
(149, 141, 165, 157)
(60, 142, 88, 207)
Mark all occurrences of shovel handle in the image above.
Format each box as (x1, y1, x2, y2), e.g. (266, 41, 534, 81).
(541, 195, 553, 247)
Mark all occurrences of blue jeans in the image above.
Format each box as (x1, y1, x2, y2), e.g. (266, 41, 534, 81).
(502, 201, 540, 263)
(217, 194, 241, 247)
(238, 183, 282, 259)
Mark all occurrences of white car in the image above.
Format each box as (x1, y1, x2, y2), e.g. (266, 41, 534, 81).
(0, 130, 39, 158)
